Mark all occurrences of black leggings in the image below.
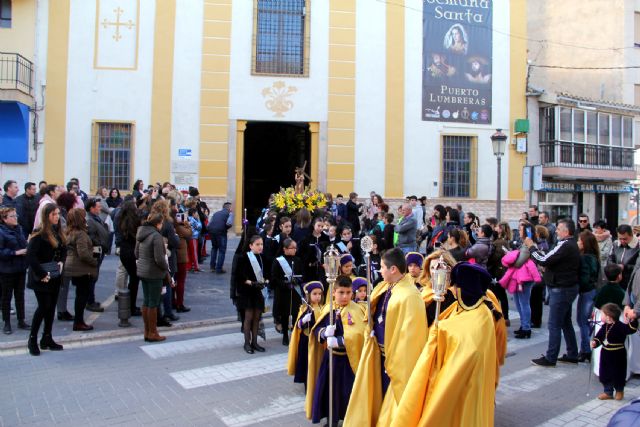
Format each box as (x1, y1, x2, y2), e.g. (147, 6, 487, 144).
(1, 272, 26, 322)
(72, 275, 92, 324)
(244, 308, 261, 346)
(31, 286, 60, 337)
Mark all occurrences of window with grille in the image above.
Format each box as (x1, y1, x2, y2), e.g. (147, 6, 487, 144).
(91, 122, 133, 192)
(441, 136, 475, 198)
(253, 0, 309, 76)
(0, 0, 11, 28)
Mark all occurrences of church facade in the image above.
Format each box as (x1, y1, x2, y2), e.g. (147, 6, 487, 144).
(1, 0, 528, 231)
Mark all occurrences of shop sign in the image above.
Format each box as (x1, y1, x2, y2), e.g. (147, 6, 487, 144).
(539, 182, 633, 193)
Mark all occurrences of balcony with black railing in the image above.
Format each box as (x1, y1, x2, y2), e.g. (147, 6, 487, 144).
(540, 140, 635, 171)
(0, 52, 33, 96)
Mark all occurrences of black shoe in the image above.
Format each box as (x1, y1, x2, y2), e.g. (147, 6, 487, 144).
(157, 317, 172, 327)
(282, 334, 289, 346)
(531, 323, 542, 328)
(244, 343, 254, 354)
(514, 330, 531, 339)
(3, 322, 11, 335)
(131, 307, 142, 316)
(557, 354, 579, 364)
(57, 311, 74, 321)
(17, 320, 30, 330)
(165, 313, 180, 321)
(176, 305, 191, 313)
(73, 323, 94, 332)
(28, 336, 40, 356)
(578, 352, 592, 363)
(532, 355, 556, 367)
(514, 328, 524, 335)
(252, 343, 266, 352)
(85, 303, 104, 313)
(40, 335, 63, 351)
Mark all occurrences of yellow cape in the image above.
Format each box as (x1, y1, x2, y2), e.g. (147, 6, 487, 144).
(390, 303, 498, 427)
(344, 274, 427, 427)
(287, 303, 323, 376)
(304, 301, 366, 419)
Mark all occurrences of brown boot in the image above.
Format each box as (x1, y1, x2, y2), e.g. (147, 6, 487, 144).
(615, 391, 624, 401)
(147, 307, 166, 342)
(141, 306, 149, 342)
(598, 393, 613, 400)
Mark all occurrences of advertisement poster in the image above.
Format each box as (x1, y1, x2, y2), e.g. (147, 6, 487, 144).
(422, 1, 493, 123)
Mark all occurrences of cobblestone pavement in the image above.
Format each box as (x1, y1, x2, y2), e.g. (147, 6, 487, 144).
(1, 301, 638, 426)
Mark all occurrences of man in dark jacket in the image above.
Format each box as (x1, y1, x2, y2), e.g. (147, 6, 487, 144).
(15, 182, 38, 238)
(85, 198, 110, 312)
(609, 224, 640, 291)
(1, 180, 19, 210)
(526, 219, 580, 367)
(208, 202, 232, 274)
(395, 203, 417, 254)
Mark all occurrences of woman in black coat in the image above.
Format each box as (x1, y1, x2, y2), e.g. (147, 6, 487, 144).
(0, 207, 29, 334)
(26, 203, 66, 356)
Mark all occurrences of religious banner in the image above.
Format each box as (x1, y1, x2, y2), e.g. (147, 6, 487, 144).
(422, 0, 493, 123)
(94, 0, 139, 69)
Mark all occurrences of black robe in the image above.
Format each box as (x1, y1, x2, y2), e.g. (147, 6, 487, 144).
(594, 319, 638, 389)
(270, 255, 304, 329)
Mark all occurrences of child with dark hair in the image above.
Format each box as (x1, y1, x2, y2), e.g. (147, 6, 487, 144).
(594, 264, 625, 310)
(307, 275, 365, 424)
(592, 303, 638, 400)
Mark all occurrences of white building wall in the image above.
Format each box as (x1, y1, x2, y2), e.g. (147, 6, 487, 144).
(353, 0, 386, 196)
(403, 0, 511, 200)
(227, 1, 329, 122)
(64, 0, 156, 188)
(171, 0, 203, 186)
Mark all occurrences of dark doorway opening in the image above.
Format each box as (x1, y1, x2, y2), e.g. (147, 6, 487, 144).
(604, 193, 619, 230)
(243, 121, 310, 223)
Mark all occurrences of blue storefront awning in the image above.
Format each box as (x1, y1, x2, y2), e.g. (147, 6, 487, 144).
(0, 102, 29, 164)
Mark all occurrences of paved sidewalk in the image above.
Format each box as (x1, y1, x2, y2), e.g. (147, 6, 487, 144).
(0, 236, 242, 350)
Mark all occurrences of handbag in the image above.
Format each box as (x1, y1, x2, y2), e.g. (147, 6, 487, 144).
(39, 261, 61, 280)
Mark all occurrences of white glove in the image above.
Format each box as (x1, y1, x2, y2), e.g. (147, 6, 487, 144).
(370, 330, 376, 338)
(327, 336, 339, 348)
(301, 313, 312, 324)
(324, 324, 336, 337)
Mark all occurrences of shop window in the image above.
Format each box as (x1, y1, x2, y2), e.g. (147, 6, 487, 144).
(91, 122, 133, 192)
(559, 107, 572, 141)
(586, 111, 597, 144)
(253, 0, 310, 76)
(0, 0, 11, 28)
(598, 113, 610, 145)
(441, 135, 476, 198)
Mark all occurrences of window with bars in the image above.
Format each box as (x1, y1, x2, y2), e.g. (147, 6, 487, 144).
(91, 122, 133, 192)
(441, 135, 475, 198)
(253, 0, 309, 76)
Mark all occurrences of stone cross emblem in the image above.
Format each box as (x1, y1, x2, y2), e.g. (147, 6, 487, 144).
(102, 7, 135, 42)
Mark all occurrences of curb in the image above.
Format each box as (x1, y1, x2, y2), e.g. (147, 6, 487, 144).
(0, 315, 243, 353)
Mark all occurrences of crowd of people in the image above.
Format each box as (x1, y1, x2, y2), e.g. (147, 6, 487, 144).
(228, 190, 640, 425)
(0, 178, 232, 355)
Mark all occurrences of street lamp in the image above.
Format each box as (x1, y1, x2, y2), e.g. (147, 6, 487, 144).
(491, 129, 508, 221)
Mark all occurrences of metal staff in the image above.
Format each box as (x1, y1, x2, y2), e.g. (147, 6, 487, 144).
(243, 208, 247, 241)
(430, 255, 450, 327)
(323, 245, 341, 427)
(360, 236, 374, 329)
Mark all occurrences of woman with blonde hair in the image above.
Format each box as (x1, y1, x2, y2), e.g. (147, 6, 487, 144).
(26, 203, 66, 355)
(418, 250, 458, 326)
(63, 208, 98, 331)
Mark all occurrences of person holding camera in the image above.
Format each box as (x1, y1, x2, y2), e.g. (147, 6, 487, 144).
(236, 235, 268, 354)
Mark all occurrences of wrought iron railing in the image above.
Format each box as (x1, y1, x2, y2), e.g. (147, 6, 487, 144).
(0, 52, 33, 95)
(540, 141, 634, 170)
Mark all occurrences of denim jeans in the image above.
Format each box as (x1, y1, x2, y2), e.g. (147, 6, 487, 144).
(210, 233, 228, 272)
(513, 281, 533, 330)
(577, 289, 596, 354)
(545, 285, 579, 363)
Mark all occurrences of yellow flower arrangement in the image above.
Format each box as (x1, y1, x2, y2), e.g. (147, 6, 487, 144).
(270, 186, 328, 216)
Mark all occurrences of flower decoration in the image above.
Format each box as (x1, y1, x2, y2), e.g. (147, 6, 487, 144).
(270, 186, 327, 215)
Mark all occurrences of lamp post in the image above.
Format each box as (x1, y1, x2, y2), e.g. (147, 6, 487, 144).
(491, 129, 508, 221)
(323, 244, 341, 427)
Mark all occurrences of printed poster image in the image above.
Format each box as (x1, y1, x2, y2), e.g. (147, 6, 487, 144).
(422, 0, 493, 123)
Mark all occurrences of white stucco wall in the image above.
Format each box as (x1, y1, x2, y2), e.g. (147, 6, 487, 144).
(64, 0, 156, 189)
(227, 0, 329, 122)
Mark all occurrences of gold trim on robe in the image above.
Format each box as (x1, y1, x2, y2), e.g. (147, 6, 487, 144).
(344, 274, 427, 427)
